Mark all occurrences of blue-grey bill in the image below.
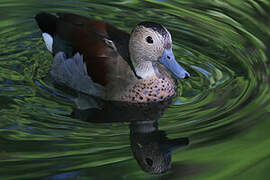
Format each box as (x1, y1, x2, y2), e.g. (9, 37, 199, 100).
(158, 48, 190, 79)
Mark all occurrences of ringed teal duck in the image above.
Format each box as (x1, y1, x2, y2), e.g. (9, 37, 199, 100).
(35, 12, 190, 103)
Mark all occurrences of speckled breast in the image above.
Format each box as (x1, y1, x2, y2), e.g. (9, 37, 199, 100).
(121, 76, 177, 103)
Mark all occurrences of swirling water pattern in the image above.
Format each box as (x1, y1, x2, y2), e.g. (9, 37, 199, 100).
(1, 0, 270, 179)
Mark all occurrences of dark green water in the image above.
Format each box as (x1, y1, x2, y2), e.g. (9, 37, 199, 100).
(1, 0, 270, 179)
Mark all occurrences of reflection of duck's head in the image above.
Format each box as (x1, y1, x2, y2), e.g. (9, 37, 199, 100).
(130, 121, 189, 174)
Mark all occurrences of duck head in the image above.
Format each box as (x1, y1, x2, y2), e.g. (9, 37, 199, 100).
(129, 22, 190, 79)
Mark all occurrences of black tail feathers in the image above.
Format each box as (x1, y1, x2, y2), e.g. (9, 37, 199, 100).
(35, 12, 57, 36)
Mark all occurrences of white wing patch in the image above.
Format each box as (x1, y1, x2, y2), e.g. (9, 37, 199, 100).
(50, 52, 105, 98)
(42, 33, 53, 53)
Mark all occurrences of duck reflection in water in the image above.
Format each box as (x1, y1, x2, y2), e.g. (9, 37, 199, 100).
(71, 95, 189, 174)
(130, 121, 189, 174)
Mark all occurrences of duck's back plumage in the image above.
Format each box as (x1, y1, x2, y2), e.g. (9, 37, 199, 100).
(36, 12, 134, 86)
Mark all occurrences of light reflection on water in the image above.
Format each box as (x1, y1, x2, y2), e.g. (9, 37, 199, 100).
(0, 0, 270, 179)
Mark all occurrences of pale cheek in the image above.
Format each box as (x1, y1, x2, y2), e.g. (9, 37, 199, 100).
(153, 46, 163, 60)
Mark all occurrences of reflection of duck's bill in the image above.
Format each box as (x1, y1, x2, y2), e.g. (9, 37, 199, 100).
(163, 137, 189, 156)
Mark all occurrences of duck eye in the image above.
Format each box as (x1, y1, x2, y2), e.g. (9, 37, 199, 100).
(146, 36, 153, 44)
(145, 158, 153, 166)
